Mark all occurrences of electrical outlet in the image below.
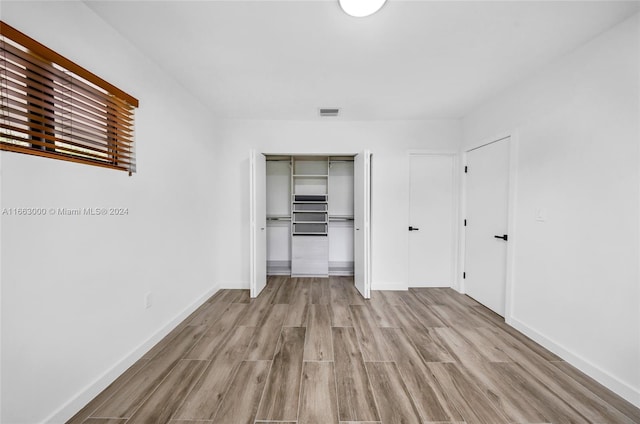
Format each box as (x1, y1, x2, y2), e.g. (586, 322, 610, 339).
(144, 292, 153, 309)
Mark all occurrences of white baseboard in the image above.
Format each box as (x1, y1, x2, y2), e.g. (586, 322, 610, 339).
(220, 282, 250, 290)
(371, 281, 409, 291)
(507, 315, 640, 408)
(43, 285, 220, 424)
(329, 271, 354, 276)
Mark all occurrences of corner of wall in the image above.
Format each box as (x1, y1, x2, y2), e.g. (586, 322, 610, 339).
(507, 315, 640, 408)
(44, 285, 219, 424)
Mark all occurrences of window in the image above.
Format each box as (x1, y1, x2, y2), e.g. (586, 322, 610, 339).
(0, 21, 139, 173)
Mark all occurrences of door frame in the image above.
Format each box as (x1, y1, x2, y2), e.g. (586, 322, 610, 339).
(460, 132, 519, 323)
(406, 150, 460, 290)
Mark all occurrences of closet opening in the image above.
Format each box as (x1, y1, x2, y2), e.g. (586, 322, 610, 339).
(266, 155, 355, 277)
(250, 150, 370, 298)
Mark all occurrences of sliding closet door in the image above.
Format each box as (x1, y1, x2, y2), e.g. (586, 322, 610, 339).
(249, 150, 267, 298)
(354, 150, 371, 298)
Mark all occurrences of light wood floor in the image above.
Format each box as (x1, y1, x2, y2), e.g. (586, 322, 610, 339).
(68, 276, 640, 424)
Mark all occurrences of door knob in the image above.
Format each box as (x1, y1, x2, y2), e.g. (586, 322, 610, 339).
(494, 234, 508, 241)
(409, 226, 419, 231)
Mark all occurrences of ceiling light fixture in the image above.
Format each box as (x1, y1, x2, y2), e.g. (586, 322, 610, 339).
(339, 0, 387, 17)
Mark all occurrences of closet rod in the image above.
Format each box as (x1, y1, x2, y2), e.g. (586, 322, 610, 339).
(267, 216, 291, 221)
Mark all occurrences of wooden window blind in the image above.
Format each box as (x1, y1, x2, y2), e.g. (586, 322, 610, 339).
(0, 21, 139, 173)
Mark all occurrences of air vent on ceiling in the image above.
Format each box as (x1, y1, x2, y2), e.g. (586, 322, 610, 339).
(319, 108, 340, 117)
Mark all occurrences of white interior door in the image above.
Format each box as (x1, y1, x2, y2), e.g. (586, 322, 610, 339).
(354, 150, 371, 298)
(249, 150, 267, 298)
(408, 154, 456, 287)
(464, 137, 510, 316)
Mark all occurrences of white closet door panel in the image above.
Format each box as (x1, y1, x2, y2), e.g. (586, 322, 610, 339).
(354, 150, 371, 299)
(250, 150, 267, 298)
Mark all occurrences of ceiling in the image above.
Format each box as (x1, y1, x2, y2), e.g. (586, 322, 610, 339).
(84, 0, 639, 120)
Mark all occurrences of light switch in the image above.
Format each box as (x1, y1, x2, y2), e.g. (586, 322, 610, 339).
(535, 208, 547, 222)
(144, 292, 153, 309)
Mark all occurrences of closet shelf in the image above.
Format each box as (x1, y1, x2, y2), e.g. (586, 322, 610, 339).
(293, 194, 327, 202)
(293, 205, 327, 213)
(292, 174, 328, 178)
(292, 201, 327, 204)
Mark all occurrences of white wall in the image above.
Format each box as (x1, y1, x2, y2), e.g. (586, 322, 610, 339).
(463, 14, 640, 406)
(214, 119, 461, 290)
(0, 2, 219, 423)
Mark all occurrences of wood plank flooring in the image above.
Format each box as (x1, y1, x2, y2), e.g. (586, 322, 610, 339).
(68, 276, 640, 424)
